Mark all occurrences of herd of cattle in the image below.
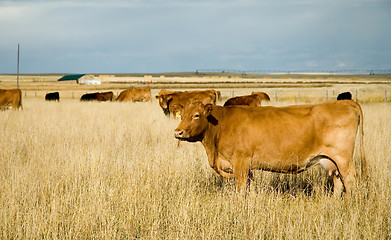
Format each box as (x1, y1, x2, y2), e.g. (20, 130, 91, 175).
(1, 87, 363, 198)
(1, 87, 353, 113)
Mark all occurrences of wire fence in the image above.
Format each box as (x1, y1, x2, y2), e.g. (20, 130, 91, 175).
(223, 88, 390, 103)
(23, 88, 391, 104)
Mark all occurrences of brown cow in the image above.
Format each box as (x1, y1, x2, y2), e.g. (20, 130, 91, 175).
(80, 91, 113, 101)
(224, 92, 270, 107)
(174, 100, 366, 198)
(0, 89, 22, 110)
(224, 94, 263, 107)
(96, 91, 114, 101)
(251, 91, 270, 101)
(155, 89, 217, 117)
(116, 88, 151, 102)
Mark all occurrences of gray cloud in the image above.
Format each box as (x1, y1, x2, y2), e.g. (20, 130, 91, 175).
(0, 0, 390, 73)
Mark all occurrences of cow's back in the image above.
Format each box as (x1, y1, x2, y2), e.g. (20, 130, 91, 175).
(223, 95, 260, 107)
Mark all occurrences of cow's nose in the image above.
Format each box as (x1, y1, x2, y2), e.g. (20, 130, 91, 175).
(175, 129, 184, 138)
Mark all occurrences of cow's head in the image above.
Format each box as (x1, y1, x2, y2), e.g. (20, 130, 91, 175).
(155, 94, 174, 116)
(175, 101, 213, 142)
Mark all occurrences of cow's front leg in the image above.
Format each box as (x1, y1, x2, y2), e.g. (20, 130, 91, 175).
(233, 158, 251, 193)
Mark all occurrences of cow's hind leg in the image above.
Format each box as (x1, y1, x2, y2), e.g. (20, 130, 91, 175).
(319, 156, 345, 197)
(319, 155, 356, 198)
(331, 171, 345, 197)
(335, 159, 356, 198)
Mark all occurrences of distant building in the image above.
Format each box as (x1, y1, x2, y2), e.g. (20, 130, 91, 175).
(58, 74, 101, 85)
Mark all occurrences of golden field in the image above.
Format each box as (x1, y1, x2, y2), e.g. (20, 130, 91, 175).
(1, 73, 391, 103)
(1, 93, 391, 239)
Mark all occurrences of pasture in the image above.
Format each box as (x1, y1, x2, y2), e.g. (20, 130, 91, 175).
(1, 95, 391, 239)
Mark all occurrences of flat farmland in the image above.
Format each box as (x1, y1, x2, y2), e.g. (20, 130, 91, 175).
(1, 74, 391, 239)
(1, 73, 391, 102)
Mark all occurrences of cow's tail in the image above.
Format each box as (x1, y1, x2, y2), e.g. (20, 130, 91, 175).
(356, 102, 367, 179)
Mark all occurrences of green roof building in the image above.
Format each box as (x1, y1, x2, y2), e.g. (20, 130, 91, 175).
(58, 74, 98, 84)
(58, 74, 86, 81)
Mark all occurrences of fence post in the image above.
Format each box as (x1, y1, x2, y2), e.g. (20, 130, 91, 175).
(326, 90, 328, 101)
(72, 92, 74, 99)
(355, 89, 358, 102)
(275, 89, 278, 102)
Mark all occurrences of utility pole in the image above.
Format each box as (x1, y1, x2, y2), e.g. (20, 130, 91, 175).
(17, 44, 20, 89)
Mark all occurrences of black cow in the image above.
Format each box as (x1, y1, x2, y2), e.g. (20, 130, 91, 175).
(337, 92, 352, 100)
(80, 92, 99, 101)
(45, 92, 60, 101)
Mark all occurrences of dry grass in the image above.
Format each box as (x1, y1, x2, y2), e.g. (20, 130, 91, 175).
(0, 98, 391, 239)
(1, 74, 391, 103)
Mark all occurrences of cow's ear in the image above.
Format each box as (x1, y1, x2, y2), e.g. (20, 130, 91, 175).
(204, 104, 213, 115)
(166, 96, 174, 104)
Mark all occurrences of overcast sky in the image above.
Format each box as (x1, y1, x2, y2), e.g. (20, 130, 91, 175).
(0, 0, 390, 73)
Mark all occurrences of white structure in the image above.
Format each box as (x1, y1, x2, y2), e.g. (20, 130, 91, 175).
(78, 74, 101, 85)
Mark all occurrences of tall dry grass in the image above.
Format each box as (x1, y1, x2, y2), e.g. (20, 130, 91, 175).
(0, 99, 390, 239)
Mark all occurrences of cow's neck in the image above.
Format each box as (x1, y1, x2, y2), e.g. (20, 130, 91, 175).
(201, 107, 222, 170)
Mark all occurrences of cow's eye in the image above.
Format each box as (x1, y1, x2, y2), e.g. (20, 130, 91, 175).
(193, 113, 200, 119)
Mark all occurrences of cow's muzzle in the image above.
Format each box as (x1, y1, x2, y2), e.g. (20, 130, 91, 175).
(174, 129, 185, 139)
(175, 129, 202, 142)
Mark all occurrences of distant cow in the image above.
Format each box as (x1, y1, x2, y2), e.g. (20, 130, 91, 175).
(80, 91, 113, 101)
(96, 91, 114, 101)
(80, 93, 97, 101)
(251, 92, 270, 101)
(116, 88, 151, 102)
(210, 89, 222, 102)
(155, 89, 217, 117)
(337, 92, 352, 100)
(174, 100, 366, 198)
(0, 89, 22, 110)
(224, 92, 270, 107)
(45, 92, 60, 101)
